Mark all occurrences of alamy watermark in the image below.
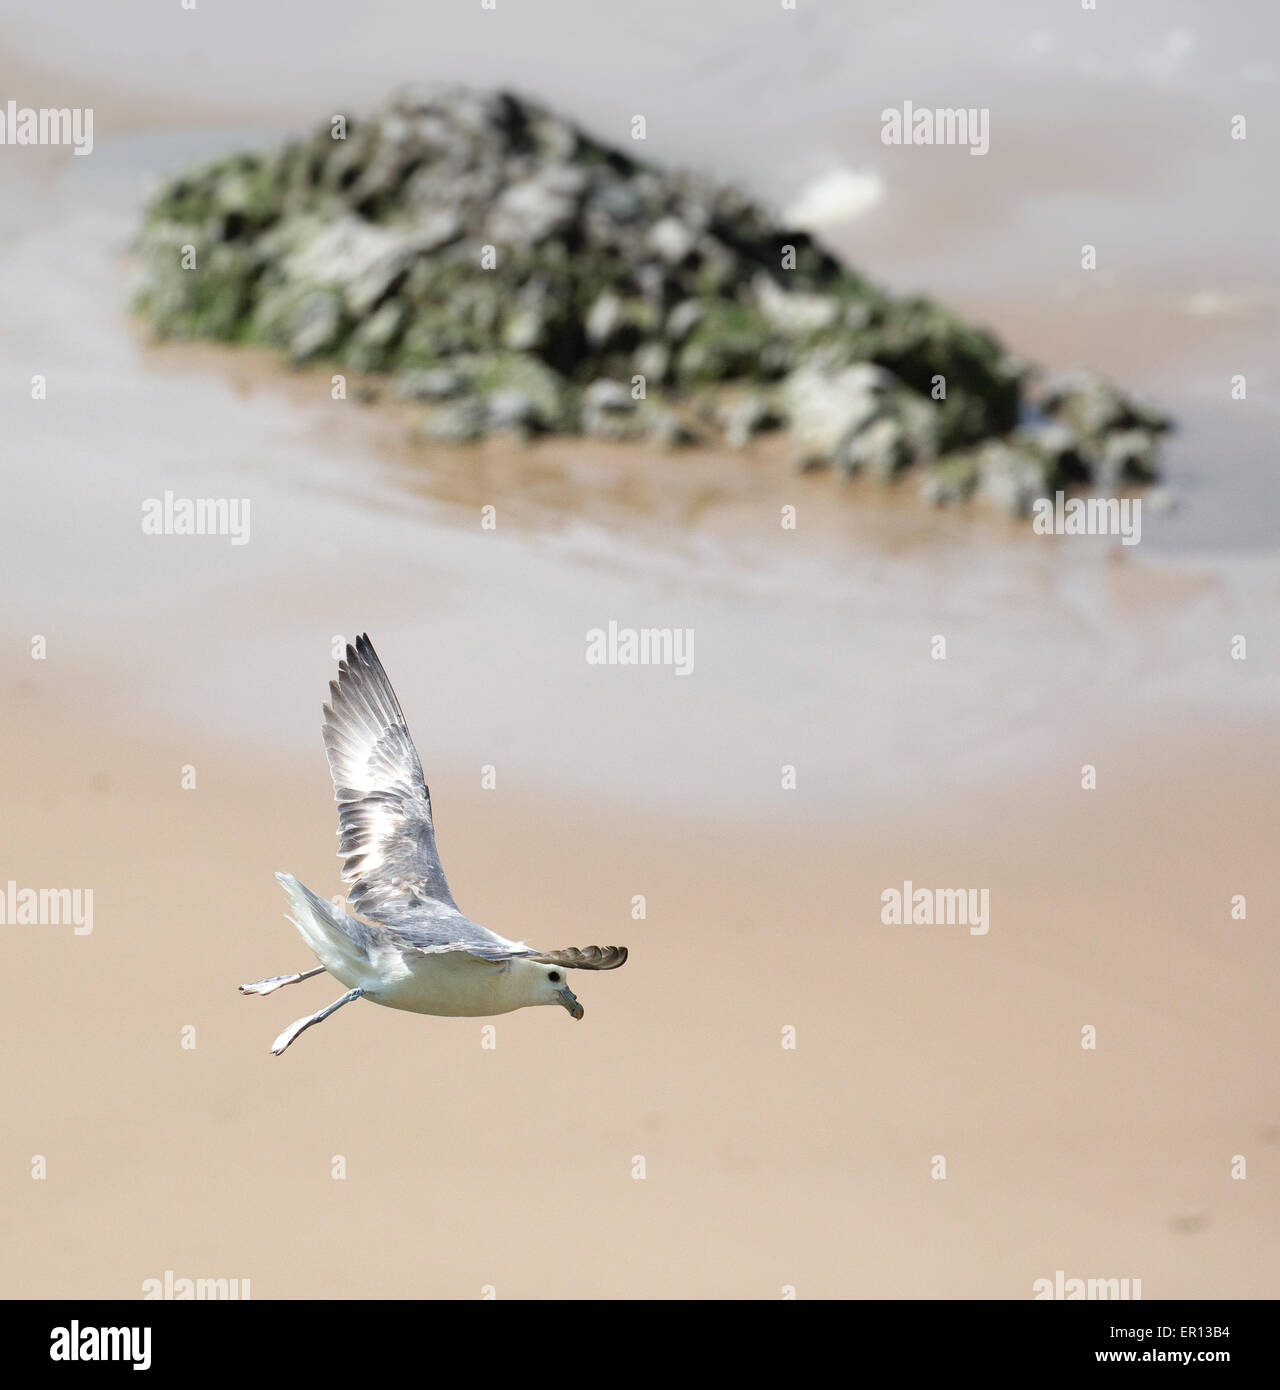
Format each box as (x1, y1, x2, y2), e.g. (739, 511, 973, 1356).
(1032, 492, 1142, 545)
(141, 491, 251, 545)
(881, 881, 989, 936)
(0, 101, 93, 155)
(142, 1270, 251, 1300)
(881, 101, 989, 156)
(1033, 1270, 1142, 1300)
(586, 621, 694, 675)
(0, 881, 93, 934)
(50, 1324, 150, 1370)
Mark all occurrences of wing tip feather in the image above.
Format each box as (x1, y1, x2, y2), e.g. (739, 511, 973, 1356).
(531, 945, 629, 971)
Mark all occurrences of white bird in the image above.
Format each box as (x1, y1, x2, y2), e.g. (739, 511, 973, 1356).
(241, 634, 628, 1055)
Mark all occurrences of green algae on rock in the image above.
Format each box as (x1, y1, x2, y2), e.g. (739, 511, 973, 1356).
(133, 86, 1170, 516)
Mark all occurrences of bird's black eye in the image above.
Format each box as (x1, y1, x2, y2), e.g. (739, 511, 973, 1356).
(548, 971, 561, 983)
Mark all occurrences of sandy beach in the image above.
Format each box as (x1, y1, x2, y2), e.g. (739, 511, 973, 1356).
(2, 1, 1278, 1300)
(4, 671, 1279, 1298)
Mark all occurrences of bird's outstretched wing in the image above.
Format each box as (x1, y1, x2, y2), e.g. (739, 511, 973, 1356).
(321, 635, 631, 970)
(323, 634, 457, 922)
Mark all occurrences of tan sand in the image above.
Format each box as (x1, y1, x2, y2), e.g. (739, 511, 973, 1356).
(3, 673, 1277, 1299)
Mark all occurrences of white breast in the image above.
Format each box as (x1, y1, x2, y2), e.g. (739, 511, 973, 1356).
(363, 947, 544, 1018)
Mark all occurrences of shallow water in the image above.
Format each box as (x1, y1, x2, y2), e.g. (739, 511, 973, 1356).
(2, 115, 1278, 826)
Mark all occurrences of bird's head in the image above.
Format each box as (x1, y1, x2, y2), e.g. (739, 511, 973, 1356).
(536, 963, 583, 1019)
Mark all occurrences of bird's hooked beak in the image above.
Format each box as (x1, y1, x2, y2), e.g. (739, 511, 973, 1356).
(557, 983, 584, 1020)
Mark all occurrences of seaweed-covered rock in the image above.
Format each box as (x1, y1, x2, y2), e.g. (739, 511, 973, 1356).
(782, 359, 935, 477)
(468, 351, 571, 433)
(1039, 370, 1170, 439)
(394, 365, 468, 401)
(721, 391, 781, 450)
(581, 378, 642, 441)
(974, 442, 1054, 518)
(783, 362, 893, 467)
(847, 417, 914, 481)
(133, 84, 1171, 514)
(646, 406, 699, 451)
(1012, 421, 1092, 487)
(1099, 428, 1161, 489)
(288, 290, 345, 363)
(420, 398, 486, 444)
(919, 454, 981, 507)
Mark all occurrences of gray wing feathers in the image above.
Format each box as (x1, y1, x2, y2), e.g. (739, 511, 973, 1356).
(318, 636, 628, 970)
(277, 869, 524, 964)
(409, 933, 536, 960)
(323, 634, 458, 917)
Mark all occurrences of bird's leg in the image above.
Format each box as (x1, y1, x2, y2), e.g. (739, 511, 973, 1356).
(270, 987, 364, 1056)
(239, 966, 327, 997)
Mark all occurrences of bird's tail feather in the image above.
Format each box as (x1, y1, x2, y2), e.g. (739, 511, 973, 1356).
(275, 872, 369, 976)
